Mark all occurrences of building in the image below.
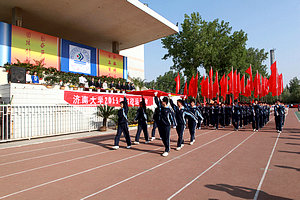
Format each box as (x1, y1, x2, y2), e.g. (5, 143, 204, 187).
(0, 0, 178, 80)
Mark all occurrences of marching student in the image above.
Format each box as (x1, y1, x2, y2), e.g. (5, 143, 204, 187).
(220, 102, 226, 128)
(274, 100, 284, 133)
(184, 99, 200, 145)
(203, 103, 210, 127)
(212, 101, 220, 130)
(232, 100, 241, 131)
(225, 103, 232, 126)
(151, 107, 159, 141)
(253, 99, 261, 132)
(170, 96, 197, 150)
(112, 96, 132, 150)
(154, 92, 176, 157)
(196, 101, 204, 129)
(134, 97, 150, 144)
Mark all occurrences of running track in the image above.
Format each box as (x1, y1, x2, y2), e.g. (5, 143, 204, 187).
(0, 108, 299, 200)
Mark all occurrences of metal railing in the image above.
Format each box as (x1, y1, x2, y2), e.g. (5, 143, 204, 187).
(0, 105, 101, 142)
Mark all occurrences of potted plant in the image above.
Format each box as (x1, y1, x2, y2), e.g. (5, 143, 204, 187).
(89, 86, 95, 92)
(97, 105, 116, 131)
(44, 76, 58, 88)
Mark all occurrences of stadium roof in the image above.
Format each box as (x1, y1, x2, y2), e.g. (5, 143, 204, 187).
(0, 0, 178, 51)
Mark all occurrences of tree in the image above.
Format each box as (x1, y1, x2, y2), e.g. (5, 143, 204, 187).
(161, 12, 268, 79)
(146, 71, 185, 93)
(97, 105, 115, 130)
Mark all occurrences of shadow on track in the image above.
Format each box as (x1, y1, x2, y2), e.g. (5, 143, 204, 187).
(205, 183, 293, 200)
(278, 150, 300, 155)
(285, 142, 300, 146)
(274, 165, 300, 172)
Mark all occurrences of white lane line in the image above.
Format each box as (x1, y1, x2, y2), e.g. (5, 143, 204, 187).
(294, 111, 300, 122)
(0, 131, 186, 179)
(0, 129, 215, 199)
(80, 131, 234, 200)
(0, 145, 96, 166)
(0, 150, 111, 179)
(167, 132, 256, 200)
(253, 131, 281, 200)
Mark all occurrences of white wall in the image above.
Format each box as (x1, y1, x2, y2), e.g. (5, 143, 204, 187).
(120, 44, 145, 80)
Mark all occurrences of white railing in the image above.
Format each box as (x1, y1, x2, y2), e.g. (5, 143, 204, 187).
(0, 105, 102, 142)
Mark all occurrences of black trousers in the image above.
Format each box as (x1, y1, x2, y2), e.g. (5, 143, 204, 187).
(114, 123, 131, 146)
(213, 114, 219, 129)
(232, 115, 239, 130)
(157, 124, 171, 152)
(151, 121, 158, 138)
(255, 116, 260, 130)
(135, 121, 149, 142)
(275, 115, 283, 131)
(188, 121, 196, 142)
(252, 117, 256, 130)
(220, 114, 225, 127)
(176, 124, 185, 147)
(239, 115, 243, 127)
(204, 114, 209, 126)
(225, 115, 231, 126)
(197, 119, 202, 129)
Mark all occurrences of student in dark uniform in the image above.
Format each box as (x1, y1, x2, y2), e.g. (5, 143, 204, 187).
(253, 99, 261, 132)
(239, 102, 244, 128)
(151, 107, 159, 141)
(170, 97, 197, 150)
(112, 96, 132, 150)
(203, 103, 210, 127)
(154, 92, 176, 157)
(134, 97, 150, 144)
(212, 101, 220, 130)
(196, 101, 204, 129)
(250, 103, 256, 131)
(274, 100, 284, 133)
(225, 103, 232, 126)
(185, 99, 201, 144)
(220, 102, 226, 128)
(232, 100, 240, 131)
(259, 102, 264, 129)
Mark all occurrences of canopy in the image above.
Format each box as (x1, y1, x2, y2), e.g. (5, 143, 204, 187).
(127, 89, 170, 97)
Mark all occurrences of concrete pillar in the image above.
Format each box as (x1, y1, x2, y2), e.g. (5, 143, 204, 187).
(12, 7, 23, 27)
(112, 41, 119, 54)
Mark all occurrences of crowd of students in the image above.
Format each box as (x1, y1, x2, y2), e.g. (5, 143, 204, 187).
(112, 94, 286, 157)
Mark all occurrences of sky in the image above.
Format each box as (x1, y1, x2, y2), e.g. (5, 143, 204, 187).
(143, 0, 300, 86)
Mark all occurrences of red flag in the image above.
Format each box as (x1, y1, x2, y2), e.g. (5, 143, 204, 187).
(183, 82, 188, 96)
(188, 76, 194, 97)
(235, 72, 241, 97)
(254, 71, 260, 98)
(279, 73, 283, 95)
(269, 61, 279, 96)
(245, 65, 253, 90)
(245, 78, 251, 97)
(213, 71, 219, 98)
(220, 74, 225, 99)
(228, 67, 233, 94)
(233, 70, 238, 99)
(193, 73, 199, 98)
(204, 77, 210, 97)
(200, 76, 205, 97)
(174, 72, 180, 94)
(241, 74, 245, 96)
(209, 67, 213, 99)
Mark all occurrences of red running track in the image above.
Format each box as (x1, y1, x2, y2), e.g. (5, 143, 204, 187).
(0, 108, 299, 200)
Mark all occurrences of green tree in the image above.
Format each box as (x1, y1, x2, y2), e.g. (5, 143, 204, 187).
(161, 12, 268, 79)
(152, 71, 185, 93)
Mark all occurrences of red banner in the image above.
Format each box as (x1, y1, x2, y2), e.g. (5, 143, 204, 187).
(64, 91, 154, 107)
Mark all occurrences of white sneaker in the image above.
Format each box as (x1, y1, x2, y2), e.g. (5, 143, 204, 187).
(112, 146, 119, 150)
(189, 140, 195, 145)
(176, 147, 181, 151)
(277, 130, 279, 133)
(279, 131, 282, 133)
(159, 137, 162, 140)
(134, 141, 139, 145)
(151, 137, 155, 141)
(181, 144, 184, 148)
(126, 146, 131, 149)
(162, 152, 169, 157)
(145, 141, 150, 144)
(253, 129, 256, 132)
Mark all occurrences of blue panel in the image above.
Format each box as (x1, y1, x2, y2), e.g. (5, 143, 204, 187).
(0, 22, 11, 66)
(123, 56, 128, 80)
(60, 39, 97, 76)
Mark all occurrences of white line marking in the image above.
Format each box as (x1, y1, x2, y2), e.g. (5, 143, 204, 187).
(80, 131, 234, 200)
(0, 150, 111, 179)
(0, 130, 215, 199)
(294, 111, 300, 122)
(253, 131, 281, 200)
(167, 132, 256, 200)
(0, 145, 95, 166)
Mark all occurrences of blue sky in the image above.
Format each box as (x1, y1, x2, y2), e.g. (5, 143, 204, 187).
(143, 0, 300, 86)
